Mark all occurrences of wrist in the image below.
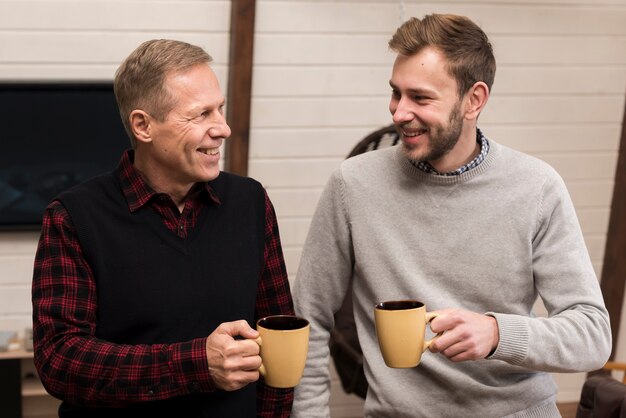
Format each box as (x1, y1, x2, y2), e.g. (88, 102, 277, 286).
(488, 315, 499, 356)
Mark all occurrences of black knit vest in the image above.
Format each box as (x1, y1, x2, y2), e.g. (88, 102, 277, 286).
(56, 169, 265, 418)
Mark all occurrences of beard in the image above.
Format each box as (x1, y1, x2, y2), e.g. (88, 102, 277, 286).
(400, 102, 464, 163)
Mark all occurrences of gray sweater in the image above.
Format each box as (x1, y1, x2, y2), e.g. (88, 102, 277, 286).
(292, 140, 611, 418)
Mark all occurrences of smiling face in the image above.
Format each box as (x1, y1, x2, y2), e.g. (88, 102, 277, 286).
(389, 47, 475, 171)
(132, 63, 231, 201)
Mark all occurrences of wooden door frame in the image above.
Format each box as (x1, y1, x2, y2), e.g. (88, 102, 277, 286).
(225, 0, 255, 176)
(601, 98, 626, 359)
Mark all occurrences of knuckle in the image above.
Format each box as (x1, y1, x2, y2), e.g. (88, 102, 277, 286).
(251, 355, 262, 368)
(222, 358, 239, 372)
(450, 309, 464, 322)
(459, 328, 472, 340)
(222, 342, 240, 357)
(235, 319, 249, 329)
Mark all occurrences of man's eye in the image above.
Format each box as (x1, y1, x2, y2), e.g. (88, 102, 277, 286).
(391, 90, 400, 99)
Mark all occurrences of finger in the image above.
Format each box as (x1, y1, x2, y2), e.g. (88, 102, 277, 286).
(446, 344, 484, 362)
(224, 351, 261, 372)
(448, 351, 471, 362)
(217, 320, 259, 339)
(238, 338, 261, 356)
(429, 329, 461, 353)
(441, 338, 486, 361)
(245, 369, 261, 381)
(440, 341, 467, 359)
(239, 354, 263, 371)
(238, 369, 261, 385)
(429, 309, 461, 334)
(220, 369, 261, 392)
(217, 338, 261, 361)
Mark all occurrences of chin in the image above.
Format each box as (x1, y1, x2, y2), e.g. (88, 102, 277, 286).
(401, 143, 427, 161)
(206, 171, 221, 181)
(197, 170, 221, 183)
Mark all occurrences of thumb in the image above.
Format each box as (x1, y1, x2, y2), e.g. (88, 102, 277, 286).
(218, 320, 259, 340)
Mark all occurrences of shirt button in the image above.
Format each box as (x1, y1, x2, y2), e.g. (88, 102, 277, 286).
(147, 390, 155, 396)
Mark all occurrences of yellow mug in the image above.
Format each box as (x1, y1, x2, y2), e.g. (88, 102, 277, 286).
(375, 300, 441, 368)
(256, 315, 310, 388)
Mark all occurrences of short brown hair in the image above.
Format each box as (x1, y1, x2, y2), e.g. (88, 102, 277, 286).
(389, 14, 496, 98)
(113, 39, 213, 147)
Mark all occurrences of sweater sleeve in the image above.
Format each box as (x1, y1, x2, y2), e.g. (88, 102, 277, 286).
(292, 169, 355, 418)
(488, 170, 611, 372)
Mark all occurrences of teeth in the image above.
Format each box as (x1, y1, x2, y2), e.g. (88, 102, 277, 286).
(403, 129, 426, 137)
(199, 148, 219, 155)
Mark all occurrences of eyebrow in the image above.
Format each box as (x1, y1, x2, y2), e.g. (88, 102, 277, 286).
(189, 98, 226, 113)
(389, 81, 437, 97)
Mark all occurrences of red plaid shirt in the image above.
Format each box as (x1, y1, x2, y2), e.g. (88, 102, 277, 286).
(32, 151, 294, 416)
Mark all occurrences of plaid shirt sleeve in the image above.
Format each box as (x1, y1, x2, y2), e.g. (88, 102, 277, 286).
(32, 201, 214, 407)
(255, 190, 296, 418)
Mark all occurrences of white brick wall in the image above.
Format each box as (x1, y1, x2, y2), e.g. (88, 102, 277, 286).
(0, 0, 624, 415)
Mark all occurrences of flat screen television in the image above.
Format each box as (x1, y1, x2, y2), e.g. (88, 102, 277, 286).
(0, 83, 130, 230)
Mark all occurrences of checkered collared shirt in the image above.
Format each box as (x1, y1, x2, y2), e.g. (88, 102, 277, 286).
(411, 128, 490, 176)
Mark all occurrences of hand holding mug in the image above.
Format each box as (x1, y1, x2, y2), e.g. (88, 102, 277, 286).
(205, 320, 262, 391)
(427, 308, 499, 361)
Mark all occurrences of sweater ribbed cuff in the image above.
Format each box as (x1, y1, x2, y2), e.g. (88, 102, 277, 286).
(485, 312, 529, 365)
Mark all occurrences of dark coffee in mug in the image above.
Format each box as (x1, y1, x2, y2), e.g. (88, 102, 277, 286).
(257, 315, 309, 331)
(376, 300, 424, 311)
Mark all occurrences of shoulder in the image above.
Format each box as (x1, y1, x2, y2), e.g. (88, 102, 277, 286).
(56, 172, 117, 204)
(338, 146, 398, 181)
(487, 141, 570, 207)
(342, 145, 397, 168)
(491, 141, 562, 181)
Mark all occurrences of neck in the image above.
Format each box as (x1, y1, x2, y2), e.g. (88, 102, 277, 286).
(429, 126, 479, 173)
(133, 152, 191, 212)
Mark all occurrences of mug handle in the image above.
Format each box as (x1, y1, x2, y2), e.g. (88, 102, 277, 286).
(423, 312, 443, 352)
(255, 337, 266, 376)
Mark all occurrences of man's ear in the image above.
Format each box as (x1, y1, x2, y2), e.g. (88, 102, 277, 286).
(464, 81, 490, 121)
(129, 110, 153, 144)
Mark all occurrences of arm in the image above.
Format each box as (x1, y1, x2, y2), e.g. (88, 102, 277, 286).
(292, 170, 354, 418)
(32, 201, 213, 407)
(489, 173, 611, 372)
(429, 173, 611, 371)
(255, 190, 296, 418)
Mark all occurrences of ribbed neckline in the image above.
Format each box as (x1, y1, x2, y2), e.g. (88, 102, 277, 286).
(395, 139, 501, 186)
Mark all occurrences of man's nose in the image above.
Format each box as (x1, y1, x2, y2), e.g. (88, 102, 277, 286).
(209, 114, 231, 139)
(391, 97, 414, 125)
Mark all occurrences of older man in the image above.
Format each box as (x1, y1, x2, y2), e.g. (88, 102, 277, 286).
(32, 39, 294, 418)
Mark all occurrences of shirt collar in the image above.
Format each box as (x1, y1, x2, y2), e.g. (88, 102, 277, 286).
(115, 150, 220, 213)
(411, 128, 490, 176)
